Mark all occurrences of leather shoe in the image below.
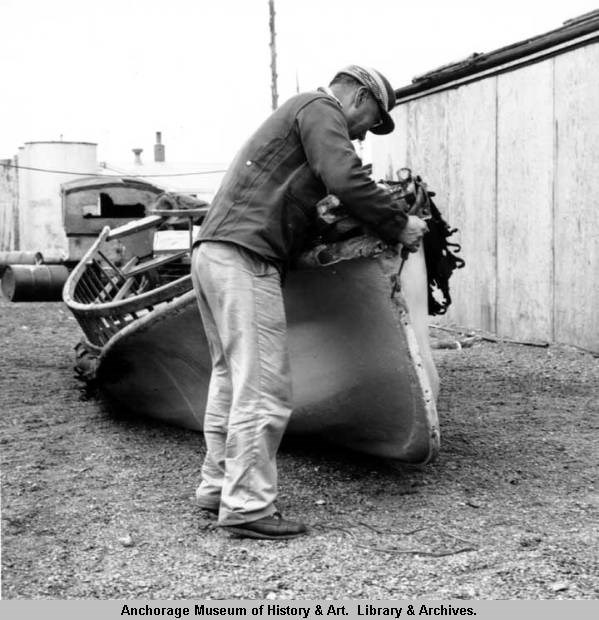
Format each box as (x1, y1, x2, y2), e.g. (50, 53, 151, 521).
(223, 512, 307, 540)
(199, 505, 219, 518)
(196, 498, 219, 518)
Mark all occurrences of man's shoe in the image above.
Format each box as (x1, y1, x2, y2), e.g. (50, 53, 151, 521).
(195, 497, 219, 518)
(223, 512, 307, 540)
(199, 505, 219, 518)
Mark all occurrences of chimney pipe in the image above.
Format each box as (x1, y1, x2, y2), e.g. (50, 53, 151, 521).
(132, 148, 143, 165)
(154, 131, 165, 162)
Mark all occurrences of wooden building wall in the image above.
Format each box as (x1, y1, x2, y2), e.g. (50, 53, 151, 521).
(372, 42, 599, 352)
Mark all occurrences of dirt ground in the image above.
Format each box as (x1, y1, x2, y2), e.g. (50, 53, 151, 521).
(1, 295, 597, 600)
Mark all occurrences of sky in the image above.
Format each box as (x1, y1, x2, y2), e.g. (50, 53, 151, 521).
(1, 0, 598, 165)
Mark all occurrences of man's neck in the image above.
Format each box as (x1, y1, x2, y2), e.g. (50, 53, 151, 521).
(319, 86, 342, 106)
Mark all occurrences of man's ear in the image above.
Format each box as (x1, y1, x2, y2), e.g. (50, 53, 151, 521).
(354, 87, 369, 108)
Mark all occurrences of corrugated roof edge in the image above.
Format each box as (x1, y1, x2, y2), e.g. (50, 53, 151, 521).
(395, 9, 599, 99)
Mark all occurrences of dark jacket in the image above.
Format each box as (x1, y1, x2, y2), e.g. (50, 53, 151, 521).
(196, 90, 407, 267)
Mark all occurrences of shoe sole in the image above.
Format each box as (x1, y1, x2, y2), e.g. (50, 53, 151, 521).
(223, 526, 307, 540)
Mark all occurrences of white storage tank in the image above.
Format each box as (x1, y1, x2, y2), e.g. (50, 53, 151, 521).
(18, 141, 98, 259)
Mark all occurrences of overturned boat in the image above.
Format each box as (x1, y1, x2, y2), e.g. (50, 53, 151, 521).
(63, 181, 455, 464)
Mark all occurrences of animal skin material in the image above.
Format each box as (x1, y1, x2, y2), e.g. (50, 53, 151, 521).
(94, 249, 439, 463)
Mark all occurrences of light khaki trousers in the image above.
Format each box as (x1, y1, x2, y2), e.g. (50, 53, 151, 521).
(191, 241, 293, 526)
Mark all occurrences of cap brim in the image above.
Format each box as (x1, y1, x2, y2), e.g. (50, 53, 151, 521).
(369, 109, 395, 135)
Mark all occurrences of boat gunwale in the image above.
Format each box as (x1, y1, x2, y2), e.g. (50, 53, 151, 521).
(392, 298, 439, 463)
(63, 225, 111, 307)
(63, 224, 193, 318)
(97, 288, 198, 356)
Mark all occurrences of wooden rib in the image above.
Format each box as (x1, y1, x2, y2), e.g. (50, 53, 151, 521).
(97, 251, 125, 280)
(76, 279, 94, 303)
(113, 276, 137, 301)
(88, 262, 112, 300)
(81, 271, 101, 297)
(111, 257, 140, 302)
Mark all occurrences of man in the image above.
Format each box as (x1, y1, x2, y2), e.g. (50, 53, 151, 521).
(191, 65, 428, 540)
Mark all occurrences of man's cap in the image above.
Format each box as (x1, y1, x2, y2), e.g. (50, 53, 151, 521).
(334, 65, 396, 135)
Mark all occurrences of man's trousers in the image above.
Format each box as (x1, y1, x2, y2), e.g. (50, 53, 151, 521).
(191, 241, 293, 526)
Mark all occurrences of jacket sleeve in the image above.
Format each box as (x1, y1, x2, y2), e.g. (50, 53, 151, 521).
(296, 96, 407, 244)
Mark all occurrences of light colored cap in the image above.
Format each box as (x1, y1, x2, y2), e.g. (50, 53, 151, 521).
(334, 65, 397, 135)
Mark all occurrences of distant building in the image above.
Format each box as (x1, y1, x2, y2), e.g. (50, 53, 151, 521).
(0, 133, 226, 258)
(100, 132, 227, 204)
(0, 141, 98, 258)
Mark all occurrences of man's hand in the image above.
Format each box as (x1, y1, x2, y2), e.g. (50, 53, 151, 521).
(399, 215, 428, 252)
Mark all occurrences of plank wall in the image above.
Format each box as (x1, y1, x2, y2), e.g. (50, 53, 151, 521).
(372, 41, 599, 351)
(553, 45, 599, 351)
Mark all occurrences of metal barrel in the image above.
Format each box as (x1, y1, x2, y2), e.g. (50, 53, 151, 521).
(38, 251, 67, 265)
(0, 251, 43, 276)
(1, 264, 70, 302)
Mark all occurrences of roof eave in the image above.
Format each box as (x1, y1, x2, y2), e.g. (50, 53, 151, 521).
(395, 11, 599, 101)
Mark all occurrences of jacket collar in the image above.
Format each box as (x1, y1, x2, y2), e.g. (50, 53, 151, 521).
(317, 86, 342, 108)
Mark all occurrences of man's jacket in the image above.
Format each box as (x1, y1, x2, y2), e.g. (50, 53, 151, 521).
(196, 90, 407, 268)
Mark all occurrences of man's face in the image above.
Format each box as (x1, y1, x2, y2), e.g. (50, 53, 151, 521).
(345, 87, 383, 141)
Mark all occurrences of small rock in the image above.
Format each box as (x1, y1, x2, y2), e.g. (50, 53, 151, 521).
(118, 534, 134, 547)
(550, 582, 569, 593)
(266, 591, 277, 600)
(315, 499, 326, 506)
(519, 536, 542, 548)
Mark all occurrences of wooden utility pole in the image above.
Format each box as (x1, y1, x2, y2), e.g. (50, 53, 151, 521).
(269, 0, 278, 110)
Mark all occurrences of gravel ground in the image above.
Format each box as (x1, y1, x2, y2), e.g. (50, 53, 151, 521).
(1, 296, 598, 599)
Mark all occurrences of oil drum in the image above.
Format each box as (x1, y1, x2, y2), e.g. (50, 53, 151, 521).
(1, 264, 70, 302)
(0, 251, 43, 276)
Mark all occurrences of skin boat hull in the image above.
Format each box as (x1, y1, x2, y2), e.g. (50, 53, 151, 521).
(96, 250, 440, 463)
